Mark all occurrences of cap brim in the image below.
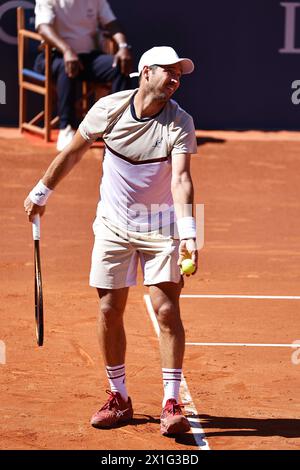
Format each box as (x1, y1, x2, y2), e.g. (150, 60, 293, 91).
(178, 58, 194, 75)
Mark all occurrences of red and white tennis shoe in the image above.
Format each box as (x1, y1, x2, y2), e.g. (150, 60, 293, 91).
(90, 390, 133, 428)
(160, 399, 190, 435)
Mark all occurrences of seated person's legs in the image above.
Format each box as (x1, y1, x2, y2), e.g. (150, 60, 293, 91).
(34, 52, 77, 150)
(82, 51, 132, 93)
(34, 50, 132, 150)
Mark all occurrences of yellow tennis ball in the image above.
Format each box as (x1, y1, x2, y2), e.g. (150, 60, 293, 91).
(181, 258, 196, 275)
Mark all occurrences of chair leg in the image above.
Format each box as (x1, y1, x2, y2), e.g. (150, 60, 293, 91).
(44, 86, 51, 142)
(82, 81, 88, 115)
(95, 83, 111, 101)
(19, 86, 26, 132)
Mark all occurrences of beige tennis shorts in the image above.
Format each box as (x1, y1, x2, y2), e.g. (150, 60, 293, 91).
(89, 217, 181, 289)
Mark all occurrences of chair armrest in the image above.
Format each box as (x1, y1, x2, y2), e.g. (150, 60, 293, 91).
(99, 31, 118, 55)
(19, 29, 43, 42)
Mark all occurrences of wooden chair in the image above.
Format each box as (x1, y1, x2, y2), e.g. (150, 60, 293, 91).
(17, 6, 58, 142)
(17, 7, 116, 142)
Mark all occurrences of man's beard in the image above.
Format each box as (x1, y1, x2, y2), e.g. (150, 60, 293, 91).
(153, 90, 169, 102)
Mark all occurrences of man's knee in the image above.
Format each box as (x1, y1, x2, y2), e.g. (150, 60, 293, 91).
(93, 54, 122, 80)
(155, 302, 180, 331)
(98, 302, 124, 327)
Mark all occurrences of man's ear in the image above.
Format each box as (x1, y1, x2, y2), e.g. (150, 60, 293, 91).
(142, 66, 150, 81)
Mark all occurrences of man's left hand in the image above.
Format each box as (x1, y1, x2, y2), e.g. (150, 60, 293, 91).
(113, 47, 133, 75)
(177, 239, 198, 275)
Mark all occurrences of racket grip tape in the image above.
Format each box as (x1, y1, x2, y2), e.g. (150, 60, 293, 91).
(32, 215, 41, 241)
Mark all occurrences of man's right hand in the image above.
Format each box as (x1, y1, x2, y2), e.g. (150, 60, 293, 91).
(63, 48, 83, 78)
(24, 197, 46, 222)
(37, 24, 83, 78)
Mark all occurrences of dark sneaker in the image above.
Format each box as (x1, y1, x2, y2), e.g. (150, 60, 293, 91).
(91, 390, 133, 428)
(160, 399, 191, 435)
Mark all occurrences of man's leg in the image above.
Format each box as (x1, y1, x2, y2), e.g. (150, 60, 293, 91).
(35, 52, 77, 129)
(90, 286, 133, 428)
(85, 52, 131, 93)
(149, 282, 184, 369)
(149, 281, 190, 435)
(96, 287, 129, 367)
(51, 55, 77, 129)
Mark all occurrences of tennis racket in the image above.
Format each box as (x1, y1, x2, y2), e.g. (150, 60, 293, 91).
(32, 215, 44, 346)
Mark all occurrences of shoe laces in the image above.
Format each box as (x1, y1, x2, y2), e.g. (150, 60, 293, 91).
(165, 399, 185, 415)
(100, 390, 120, 411)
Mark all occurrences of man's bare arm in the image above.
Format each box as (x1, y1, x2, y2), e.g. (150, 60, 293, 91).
(105, 20, 132, 75)
(171, 153, 197, 272)
(38, 24, 82, 78)
(171, 153, 193, 218)
(24, 131, 91, 221)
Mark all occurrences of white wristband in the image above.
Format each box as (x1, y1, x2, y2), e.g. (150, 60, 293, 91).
(176, 216, 196, 240)
(29, 180, 53, 206)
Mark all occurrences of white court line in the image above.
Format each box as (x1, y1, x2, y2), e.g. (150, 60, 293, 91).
(143, 294, 210, 451)
(186, 342, 300, 348)
(181, 294, 300, 300)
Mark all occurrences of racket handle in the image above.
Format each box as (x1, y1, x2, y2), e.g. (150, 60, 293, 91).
(32, 215, 41, 241)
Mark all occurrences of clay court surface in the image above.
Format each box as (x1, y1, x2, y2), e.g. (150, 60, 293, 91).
(0, 129, 300, 450)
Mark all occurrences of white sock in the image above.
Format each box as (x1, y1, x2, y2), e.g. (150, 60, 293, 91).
(106, 364, 128, 402)
(162, 368, 182, 407)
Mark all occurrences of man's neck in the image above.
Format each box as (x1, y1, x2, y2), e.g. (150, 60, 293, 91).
(133, 89, 166, 119)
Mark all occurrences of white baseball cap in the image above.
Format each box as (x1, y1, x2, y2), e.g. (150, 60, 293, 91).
(129, 46, 194, 78)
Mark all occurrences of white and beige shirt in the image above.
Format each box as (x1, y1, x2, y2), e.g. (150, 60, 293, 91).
(79, 89, 197, 231)
(35, 0, 116, 54)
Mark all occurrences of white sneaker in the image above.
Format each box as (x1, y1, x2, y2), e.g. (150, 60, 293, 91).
(56, 125, 75, 151)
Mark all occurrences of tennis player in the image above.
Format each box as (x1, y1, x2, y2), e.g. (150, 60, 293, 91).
(24, 46, 198, 436)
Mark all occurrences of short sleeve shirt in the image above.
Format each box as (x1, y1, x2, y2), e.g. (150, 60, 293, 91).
(35, 0, 116, 53)
(79, 90, 197, 231)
